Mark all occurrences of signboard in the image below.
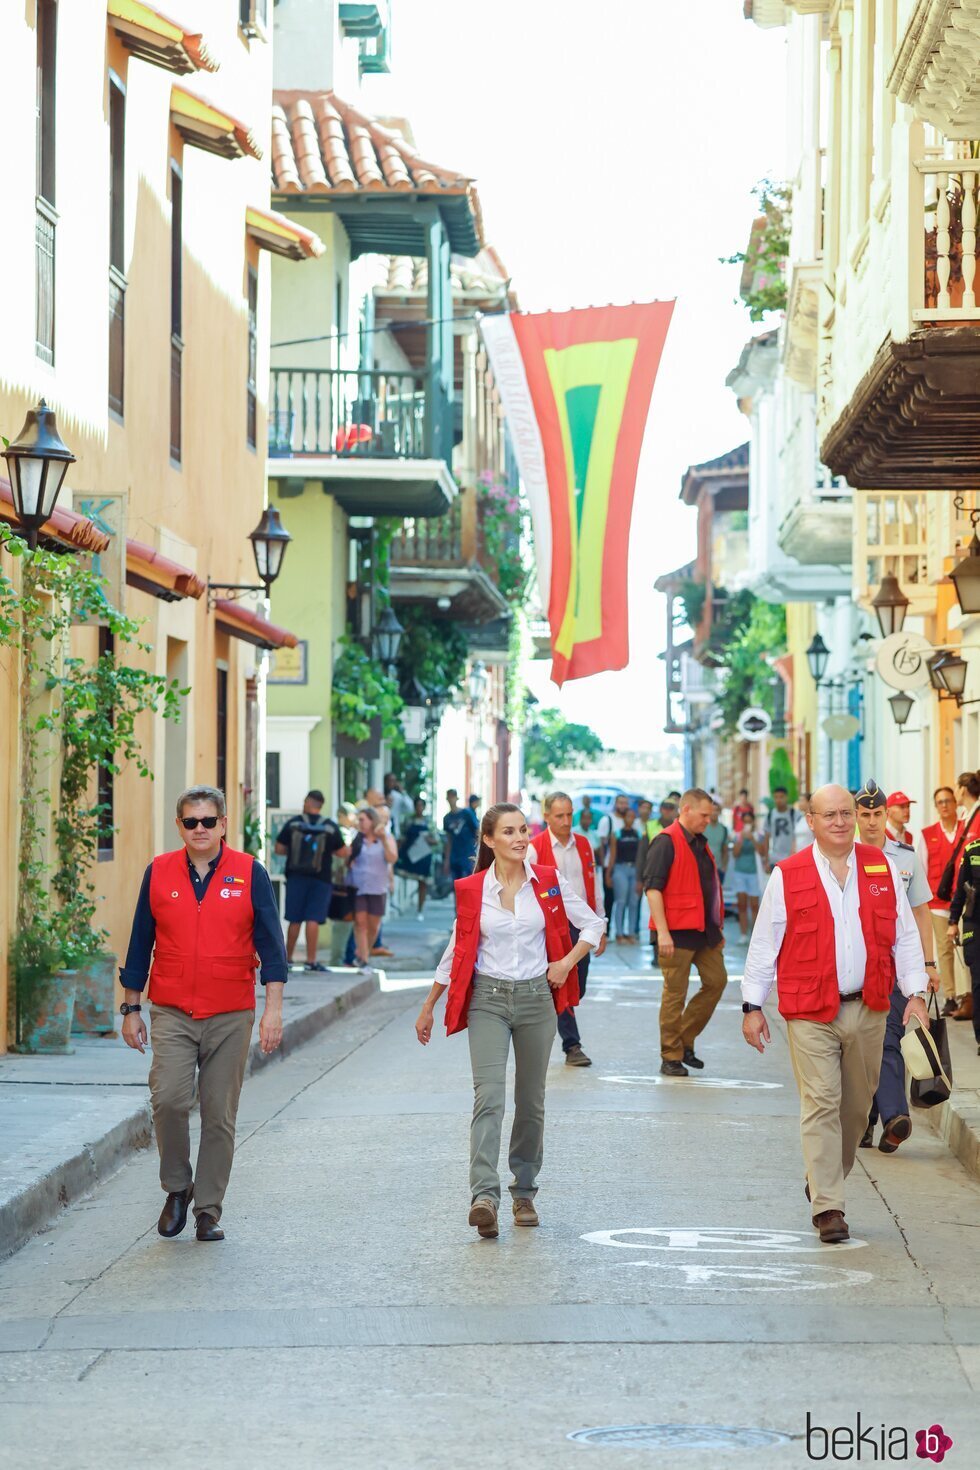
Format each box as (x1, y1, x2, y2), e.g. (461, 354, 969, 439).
(822, 713, 861, 742)
(335, 715, 381, 761)
(875, 631, 933, 691)
(400, 705, 428, 744)
(72, 490, 127, 623)
(268, 640, 307, 684)
(736, 707, 772, 742)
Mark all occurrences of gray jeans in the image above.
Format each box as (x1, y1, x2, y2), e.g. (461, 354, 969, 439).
(467, 973, 557, 1205)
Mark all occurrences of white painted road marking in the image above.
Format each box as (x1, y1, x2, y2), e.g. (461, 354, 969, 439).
(608, 1261, 874, 1292)
(600, 1074, 783, 1090)
(582, 1226, 868, 1253)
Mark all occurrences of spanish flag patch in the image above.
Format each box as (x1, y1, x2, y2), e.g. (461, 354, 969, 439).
(863, 864, 888, 874)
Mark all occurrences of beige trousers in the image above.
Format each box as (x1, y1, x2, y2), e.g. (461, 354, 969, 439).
(930, 911, 958, 1000)
(658, 943, 728, 1061)
(148, 1004, 254, 1221)
(786, 1001, 887, 1218)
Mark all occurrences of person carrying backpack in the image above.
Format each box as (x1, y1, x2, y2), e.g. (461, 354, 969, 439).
(275, 790, 347, 971)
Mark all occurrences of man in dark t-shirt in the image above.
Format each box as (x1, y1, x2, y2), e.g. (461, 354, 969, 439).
(443, 788, 480, 885)
(275, 789, 346, 971)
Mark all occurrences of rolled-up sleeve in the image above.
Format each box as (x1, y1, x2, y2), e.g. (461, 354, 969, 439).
(251, 863, 288, 984)
(119, 865, 155, 990)
(741, 867, 787, 1006)
(888, 856, 929, 997)
(559, 873, 604, 950)
(434, 922, 457, 987)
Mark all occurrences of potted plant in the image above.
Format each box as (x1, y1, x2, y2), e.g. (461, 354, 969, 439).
(12, 915, 78, 1055)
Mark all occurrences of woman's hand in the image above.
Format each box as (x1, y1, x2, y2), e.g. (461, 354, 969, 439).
(546, 959, 570, 989)
(415, 1004, 435, 1045)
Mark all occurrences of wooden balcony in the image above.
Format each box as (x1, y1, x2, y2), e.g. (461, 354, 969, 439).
(389, 487, 510, 623)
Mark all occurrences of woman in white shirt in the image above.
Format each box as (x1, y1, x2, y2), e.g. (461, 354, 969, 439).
(415, 803, 603, 1239)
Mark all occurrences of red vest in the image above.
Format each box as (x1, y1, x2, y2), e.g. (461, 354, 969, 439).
(660, 821, 721, 933)
(531, 827, 597, 911)
(443, 864, 580, 1036)
(920, 818, 964, 910)
(775, 844, 896, 1023)
(148, 845, 259, 1019)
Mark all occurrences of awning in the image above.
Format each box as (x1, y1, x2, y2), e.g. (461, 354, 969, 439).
(246, 205, 324, 261)
(213, 599, 298, 651)
(108, 1, 218, 74)
(0, 478, 110, 554)
(126, 538, 205, 601)
(171, 84, 262, 161)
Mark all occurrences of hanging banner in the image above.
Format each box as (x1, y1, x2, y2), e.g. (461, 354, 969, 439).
(481, 302, 674, 686)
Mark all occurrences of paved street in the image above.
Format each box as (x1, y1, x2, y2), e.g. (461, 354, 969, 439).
(2, 934, 980, 1468)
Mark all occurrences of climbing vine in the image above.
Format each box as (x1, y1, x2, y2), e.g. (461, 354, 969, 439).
(331, 633, 404, 745)
(722, 177, 792, 321)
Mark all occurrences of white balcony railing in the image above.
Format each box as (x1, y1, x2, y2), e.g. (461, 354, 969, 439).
(913, 150, 980, 322)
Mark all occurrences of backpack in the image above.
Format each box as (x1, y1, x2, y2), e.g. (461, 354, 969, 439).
(287, 819, 331, 876)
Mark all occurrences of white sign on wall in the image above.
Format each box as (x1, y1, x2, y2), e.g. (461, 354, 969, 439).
(875, 631, 933, 691)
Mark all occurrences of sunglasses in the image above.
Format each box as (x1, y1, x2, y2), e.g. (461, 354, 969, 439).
(180, 815, 220, 830)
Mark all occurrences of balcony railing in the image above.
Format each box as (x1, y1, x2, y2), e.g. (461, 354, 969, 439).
(916, 153, 980, 321)
(35, 201, 56, 365)
(269, 367, 433, 459)
(391, 497, 463, 564)
(108, 268, 125, 417)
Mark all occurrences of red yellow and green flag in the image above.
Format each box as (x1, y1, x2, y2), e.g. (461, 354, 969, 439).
(481, 302, 674, 686)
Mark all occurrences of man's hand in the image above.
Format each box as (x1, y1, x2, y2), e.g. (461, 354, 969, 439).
(926, 969, 940, 994)
(259, 1002, 284, 1054)
(657, 929, 675, 961)
(742, 1010, 770, 1053)
(121, 1012, 147, 1053)
(546, 959, 571, 989)
(902, 994, 931, 1030)
(415, 1004, 434, 1045)
(947, 923, 959, 943)
(595, 934, 607, 958)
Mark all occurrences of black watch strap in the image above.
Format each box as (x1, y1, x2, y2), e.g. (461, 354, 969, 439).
(741, 1002, 762, 1014)
(119, 1002, 142, 1016)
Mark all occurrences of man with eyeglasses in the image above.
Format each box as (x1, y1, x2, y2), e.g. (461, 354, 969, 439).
(741, 784, 930, 1245)
(119, 785, 288, 1243)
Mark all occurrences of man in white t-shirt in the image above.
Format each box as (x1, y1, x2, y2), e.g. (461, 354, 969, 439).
(765, 787, 799, 867)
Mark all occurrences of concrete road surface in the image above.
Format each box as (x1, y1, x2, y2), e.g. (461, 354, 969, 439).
(2, 941, 979, 1469)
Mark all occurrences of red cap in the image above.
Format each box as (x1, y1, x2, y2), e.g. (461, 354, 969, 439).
(886, 791, 915, 806)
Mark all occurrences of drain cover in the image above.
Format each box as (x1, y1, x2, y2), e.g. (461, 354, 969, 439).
(568, 1424, 793, 1450)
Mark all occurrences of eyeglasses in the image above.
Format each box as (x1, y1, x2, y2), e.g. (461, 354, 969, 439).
(811, 809, 856, 823)
(181, 815, 220, 830)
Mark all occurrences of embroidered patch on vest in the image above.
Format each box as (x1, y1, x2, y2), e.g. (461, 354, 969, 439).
(869, 883, 889, 896)
(222, 875, 245, 885)
(863, 864, 888, 873)
(547, 885, 560, 897)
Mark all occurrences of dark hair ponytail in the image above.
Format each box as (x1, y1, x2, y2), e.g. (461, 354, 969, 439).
(474, 802, 524, 872)
(958, 772, 980, 800)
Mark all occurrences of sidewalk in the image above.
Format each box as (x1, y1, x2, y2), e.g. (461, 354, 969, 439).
(324, 891, 456, 973)
(923, 1005, 980, 1182)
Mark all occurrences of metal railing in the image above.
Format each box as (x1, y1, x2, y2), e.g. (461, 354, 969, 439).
(108, 269, 125, 417)
(269, 367, 430, 459)
(35, 202, 56, 365)
(170, 335, 183, 464)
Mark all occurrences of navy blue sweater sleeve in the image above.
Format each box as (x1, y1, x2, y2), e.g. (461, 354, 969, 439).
(119, 865, 155, 990)
(251, 862, 288, 984)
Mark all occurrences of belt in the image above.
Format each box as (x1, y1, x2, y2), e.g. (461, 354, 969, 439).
(839, 989, 864, 1004)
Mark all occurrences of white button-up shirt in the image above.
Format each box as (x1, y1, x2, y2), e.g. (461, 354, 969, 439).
(741, 841, 928, 1007)
(528, 830, 606, 921)
(434, 858, 605, 985)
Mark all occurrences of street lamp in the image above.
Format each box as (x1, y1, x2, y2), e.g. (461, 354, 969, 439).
(1, 399, 76, 550)
(249, 505, 292, 594)
(871, 572, 910, 637)
(468, 658, 489, 710)
(805, 632, 830, 685)
(949, 530, 980, 616)
(930, 651, 969, 701)
(372, 603, 404, 674)
(888, 691, 916, 731)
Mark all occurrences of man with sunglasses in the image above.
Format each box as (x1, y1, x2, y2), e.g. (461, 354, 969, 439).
(119, 785, 288, 1242)
(741, 784, 930, 1245)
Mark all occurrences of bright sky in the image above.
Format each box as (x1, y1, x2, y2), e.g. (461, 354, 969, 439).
(368, 1, 787, 748)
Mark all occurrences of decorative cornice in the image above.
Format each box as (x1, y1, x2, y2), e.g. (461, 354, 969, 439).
(888, 0, 980, 138)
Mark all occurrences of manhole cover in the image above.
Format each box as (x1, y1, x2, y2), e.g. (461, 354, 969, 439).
(568, 1423, 793, 1450)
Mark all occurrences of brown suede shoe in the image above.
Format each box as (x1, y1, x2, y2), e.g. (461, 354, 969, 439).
(951, 994, 974, 1021)
(513, 1197, 539, 1227)
(813, 1210, 850, 1244)
(468, 1197, 499, 1238)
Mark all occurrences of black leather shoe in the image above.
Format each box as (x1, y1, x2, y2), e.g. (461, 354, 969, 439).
(682, 1048, 705, 1069)
(660, 1059, 689, 1077)
(157, 1188, 192, 1238)
(879, 1115, 912, 1154)
(859, 1123, 875, 1148)
(195, 1212, 225, 1242)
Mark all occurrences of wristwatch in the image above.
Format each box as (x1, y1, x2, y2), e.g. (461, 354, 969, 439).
(742, 1002, 762, 1014)
(119, 1002, 142, 1016)
(924, 961, 937, 969)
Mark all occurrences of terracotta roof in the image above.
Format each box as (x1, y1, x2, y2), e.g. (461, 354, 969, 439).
(171, 83, 262, 161)
(271, 90, 483, 257)
(246, 205, 325, 261)
(108, 1, 219, 74)
(126, 538, 205, 601)
(0, 478, 110, 554)
(679, 442, 750, 506)
(380, 247, 513, 299)
(213, 599, 298, 651)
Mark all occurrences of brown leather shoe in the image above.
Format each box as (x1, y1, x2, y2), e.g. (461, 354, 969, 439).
(942, 998, 959, 1018)
(513, 1197, 539, 1227)
(813, 1210, 850, 1244)
(157, 1188, 192, 1238)
(565, 1045, 592, 1067)
(879, 1114, 912, 1153)
(195, 1212, 225, 1242)
(951, 994, 974, 1021)
(468, 1197, 498, 1238)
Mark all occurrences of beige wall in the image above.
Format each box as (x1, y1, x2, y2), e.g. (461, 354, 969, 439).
(0, 3, 282, 1048)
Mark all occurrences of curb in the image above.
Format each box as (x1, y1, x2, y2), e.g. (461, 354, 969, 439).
(924, 1092, 980, 1183)
(0, 973, 379, 1260)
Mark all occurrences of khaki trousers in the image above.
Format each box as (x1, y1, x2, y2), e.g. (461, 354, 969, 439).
(148, 1004, 254, 1221)
(658, 943, 727, 1061)
(931, 912, 957, 1000)
(786, 1002, 887, 1218)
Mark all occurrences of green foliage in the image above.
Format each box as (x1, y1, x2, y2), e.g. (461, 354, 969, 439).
(331, 634, 404, 745)
(477, 473, 532, 604)
(242, 804, 263, 857)
(711, 591, 787, 735)
(397, 605, 468, 698)
(721, 178, 792, 321)
(768, 747, 799, 804)
(505, 609, 528, 731)
(372, 516, 402, 603)
(524, 707, 605, 785)
(678, 579, 707, 631)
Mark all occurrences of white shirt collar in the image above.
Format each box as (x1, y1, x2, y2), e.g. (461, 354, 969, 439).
(812, 840, 855, 874)
(486, 856, 536, 893)
(548, 829, 576, 850)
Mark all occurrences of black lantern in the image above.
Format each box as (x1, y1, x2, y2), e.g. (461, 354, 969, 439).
(949, 531, 980, 616)
(468, 658, 489, 709)
(425, 686, 448, 733)
(805, 632, 830, 685)
(931, 651, 969, 700)
(871, 572, 910, 638)
(1, 400, 75, 550)
(888, 691, 915, 728)
(249, 505, 292, 593)
(372, 604, 404, 671)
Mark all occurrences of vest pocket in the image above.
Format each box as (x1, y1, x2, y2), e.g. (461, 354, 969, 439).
(790, 922, 819, 963)
(212, 959, 254, 980)
(151, 956, 183, 979)
(777, 977, 824, 1010)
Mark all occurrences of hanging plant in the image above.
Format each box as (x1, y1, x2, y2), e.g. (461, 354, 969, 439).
(331, 633, 404, 744)
(476, 472, 532, 604)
